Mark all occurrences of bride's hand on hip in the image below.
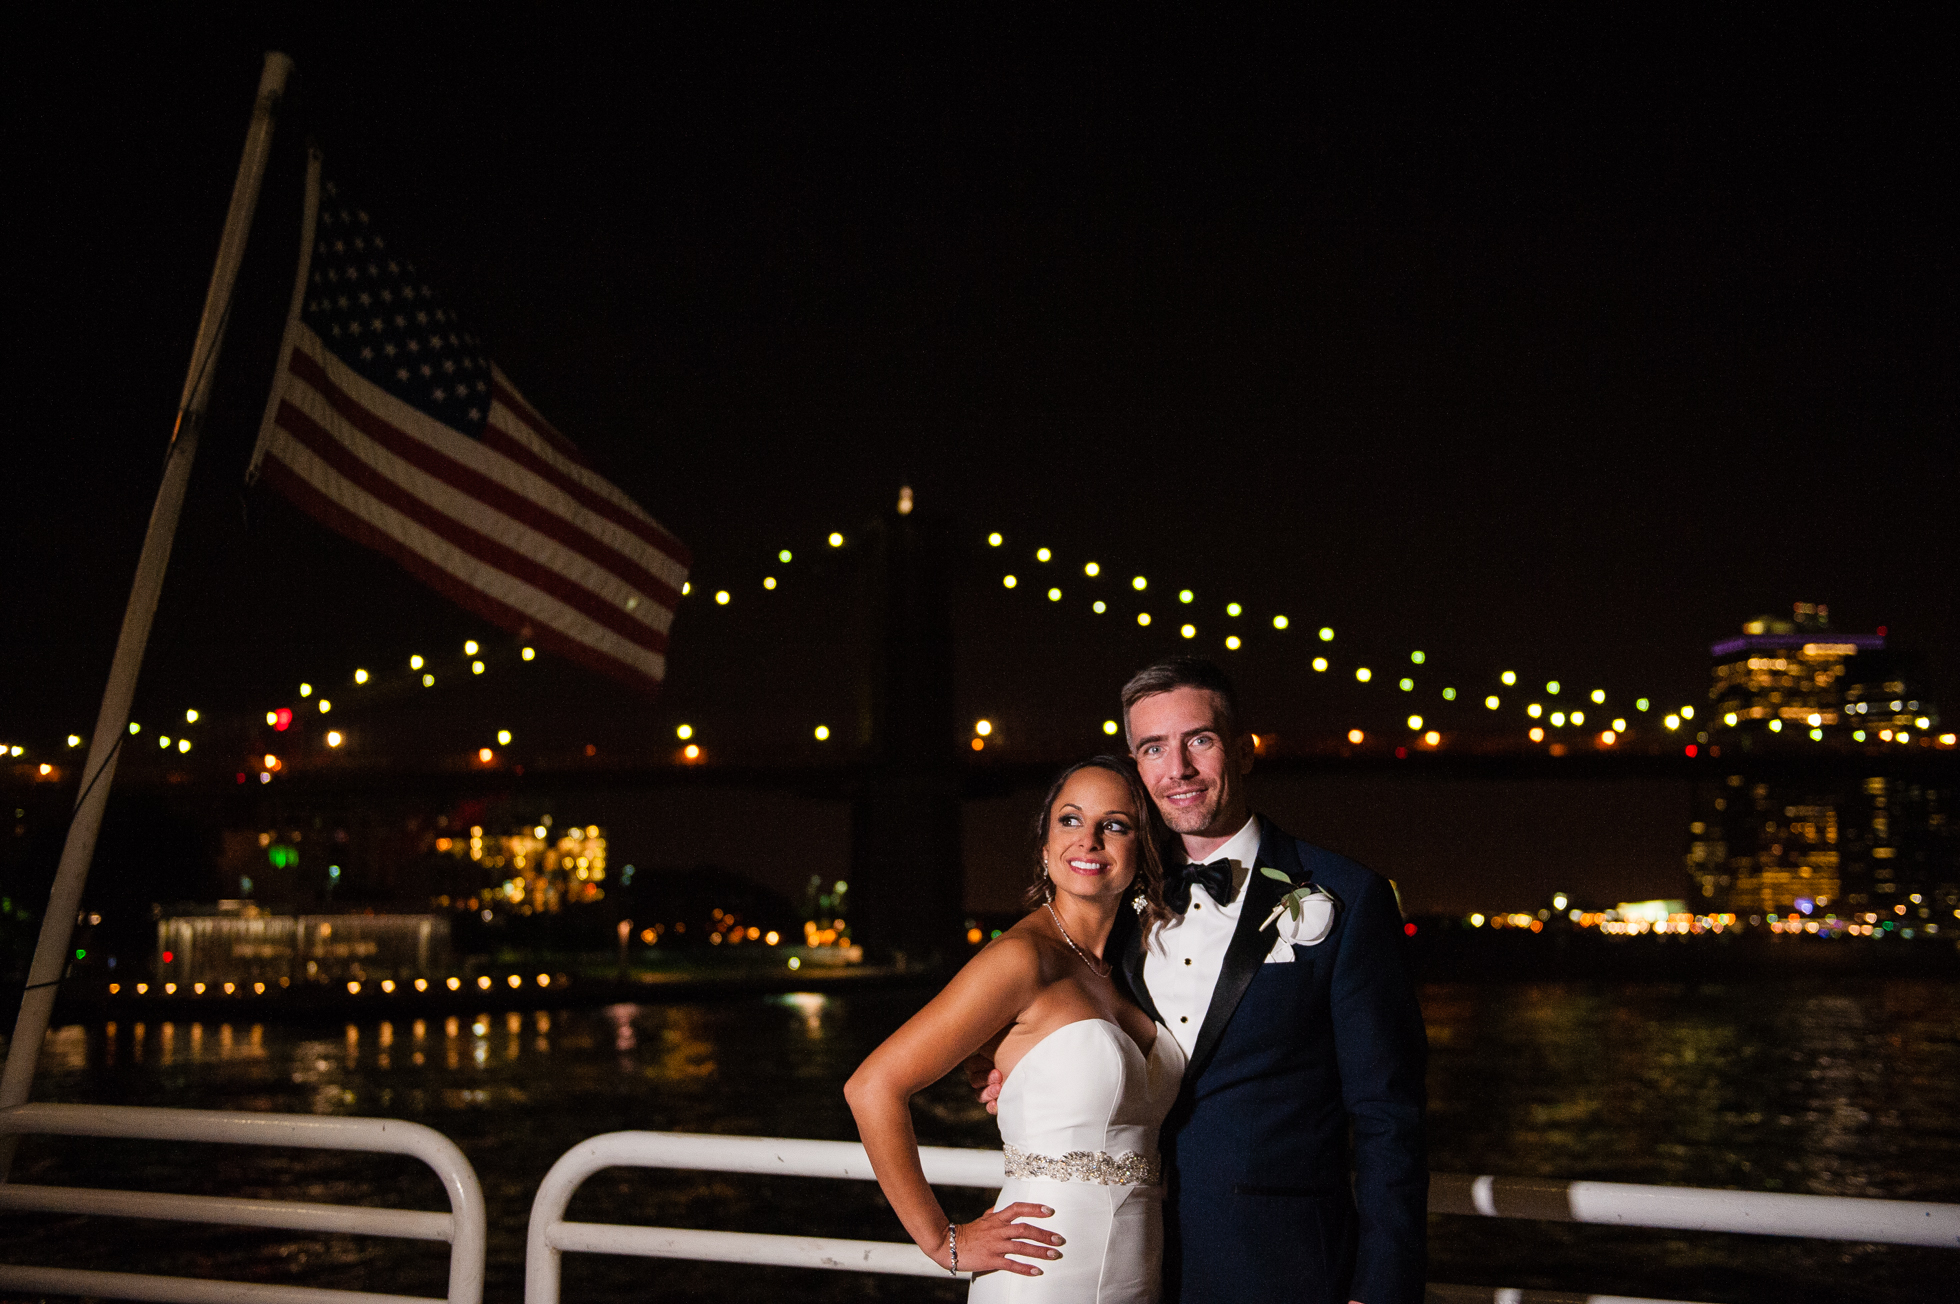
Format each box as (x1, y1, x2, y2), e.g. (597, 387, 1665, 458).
(939, 1202, 1065, 1275)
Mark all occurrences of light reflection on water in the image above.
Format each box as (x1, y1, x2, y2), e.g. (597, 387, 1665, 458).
(3, 978, 1953, 1302)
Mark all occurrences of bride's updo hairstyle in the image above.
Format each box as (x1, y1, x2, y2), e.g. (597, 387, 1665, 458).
(1025, 755, 1174, 937)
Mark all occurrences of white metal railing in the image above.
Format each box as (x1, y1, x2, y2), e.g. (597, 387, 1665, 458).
(1428, 1171, 1959, 1247)
(524, 1131, 1003, 1303)
(0, 1102, 486, 1304)
(522, 1132, 1960, 1304)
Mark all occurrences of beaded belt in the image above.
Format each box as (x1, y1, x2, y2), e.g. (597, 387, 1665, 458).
(1003, 1142, 1162, 1187)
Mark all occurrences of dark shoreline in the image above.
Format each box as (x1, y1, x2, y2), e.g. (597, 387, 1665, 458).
(41, 931, 1960, 1022)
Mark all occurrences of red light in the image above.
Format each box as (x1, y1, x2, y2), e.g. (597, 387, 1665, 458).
(236, 773, 246, 784)
(161, 951, 174, 964)
(1684, 744, 1698, 757)
(1876, 625, 1887, 636)
(273, 708, 292, 731)
(1394, 746, 1407, 759)
(1403, 922, 1418, 936)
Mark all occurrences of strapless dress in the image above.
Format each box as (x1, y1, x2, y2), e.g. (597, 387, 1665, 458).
(970, 1018, 1185, 1303)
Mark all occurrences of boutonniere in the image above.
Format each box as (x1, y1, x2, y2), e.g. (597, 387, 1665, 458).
(1257, 867, 1339, 946)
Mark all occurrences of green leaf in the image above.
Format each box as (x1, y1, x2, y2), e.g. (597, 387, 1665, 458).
(1258, 867, 1292, 884)
(1286, 895, 1303, 922)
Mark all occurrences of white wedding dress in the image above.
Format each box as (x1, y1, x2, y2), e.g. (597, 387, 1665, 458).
(970, 1018, 1185, 1302)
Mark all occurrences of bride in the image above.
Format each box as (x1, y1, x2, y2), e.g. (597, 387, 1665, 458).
(846, 756, 1183, 1300)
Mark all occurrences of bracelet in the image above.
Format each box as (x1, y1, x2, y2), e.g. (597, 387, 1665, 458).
(947, 1220, 959, 1275)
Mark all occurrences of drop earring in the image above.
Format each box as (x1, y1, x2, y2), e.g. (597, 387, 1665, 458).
(1132, 892, 1147, 914)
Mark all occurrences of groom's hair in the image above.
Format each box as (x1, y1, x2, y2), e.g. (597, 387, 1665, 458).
(1120, 656, 1243, 739)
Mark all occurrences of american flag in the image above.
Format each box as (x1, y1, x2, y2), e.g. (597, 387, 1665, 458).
(249, 166, 689, 693)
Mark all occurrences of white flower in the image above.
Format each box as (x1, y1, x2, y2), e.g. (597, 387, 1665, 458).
(1258, 868, 1338, 947)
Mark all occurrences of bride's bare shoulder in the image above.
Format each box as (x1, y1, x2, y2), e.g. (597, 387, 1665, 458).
(947, 916, 1054, 990)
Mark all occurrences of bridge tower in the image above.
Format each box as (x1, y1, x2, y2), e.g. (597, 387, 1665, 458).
(848, 489, 965, 966)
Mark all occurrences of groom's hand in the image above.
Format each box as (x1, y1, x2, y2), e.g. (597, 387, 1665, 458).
(963, 1054, 1004, 1115)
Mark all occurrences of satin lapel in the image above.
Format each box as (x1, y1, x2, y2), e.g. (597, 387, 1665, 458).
(1116, 906, 1166, 1026)
(1185, 822, 1303, 1083)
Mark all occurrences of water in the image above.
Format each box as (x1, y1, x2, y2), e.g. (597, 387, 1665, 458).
(4, 977, 1955, 1302)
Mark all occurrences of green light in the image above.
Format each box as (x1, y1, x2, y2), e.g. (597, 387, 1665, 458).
(778, 549, 792, 563)
(1178, 589, 1194, 604)
(1546, 680, 1561, 695)
(1636, 698, 1650, 712)
(1442, 687, 1457, 701)
(1411, 651, 1426, 664)
(1226, 603, 1242, 617)
(1318, 627, 1334, 641)
(75, 948, 86, 960)
(1398, 678, 1414, 691)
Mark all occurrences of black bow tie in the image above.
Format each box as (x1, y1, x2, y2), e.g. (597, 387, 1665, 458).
(1168, 859, 1235, 914)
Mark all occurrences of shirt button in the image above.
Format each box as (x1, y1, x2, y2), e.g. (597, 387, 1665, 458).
(1180, 1016, 1189, 1023)
(1192, 903, 1201, 910)
(1184, 958, 1192, 965)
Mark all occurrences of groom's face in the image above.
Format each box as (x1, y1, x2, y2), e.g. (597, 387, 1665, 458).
(1127, 686, 1254, 840)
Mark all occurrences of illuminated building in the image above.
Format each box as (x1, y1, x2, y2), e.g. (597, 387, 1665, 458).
(1707, 604, 1882, 743)
(1691, 605, 1954, 918)
(1689, 773, 1842, 915)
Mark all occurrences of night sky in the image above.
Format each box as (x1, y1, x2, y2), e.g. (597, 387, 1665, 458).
(5, 14, 1954, 906)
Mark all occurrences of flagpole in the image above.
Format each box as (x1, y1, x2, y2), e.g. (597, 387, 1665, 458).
(0, 51, 295, 1158)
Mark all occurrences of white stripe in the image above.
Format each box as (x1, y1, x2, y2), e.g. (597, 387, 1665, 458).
(489, 365, 670, 530)
(261, 428, 666, 682)
(293, 331, 687, 595)
(1472, 1174, 1498, 1217)
(281, 361, 674, 640)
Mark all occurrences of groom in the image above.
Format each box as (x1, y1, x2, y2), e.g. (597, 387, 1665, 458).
(975, 656, 1428, 1303)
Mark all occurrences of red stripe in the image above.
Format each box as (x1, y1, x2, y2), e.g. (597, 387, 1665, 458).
(258, 453, 663, 695)
(289, 349, 685, 606)
(274, 397, 670, 658)
(479, 419, 693, 568)
(491, 378, 589, 467)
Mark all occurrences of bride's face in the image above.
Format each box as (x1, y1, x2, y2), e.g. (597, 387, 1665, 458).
(1043, 767, 1143, 904)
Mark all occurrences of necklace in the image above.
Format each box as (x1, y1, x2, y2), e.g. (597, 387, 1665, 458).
(1045, 901, 1111, 977)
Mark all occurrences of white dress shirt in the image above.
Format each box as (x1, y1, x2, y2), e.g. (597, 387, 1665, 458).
(1143, 813, 1263, 1058)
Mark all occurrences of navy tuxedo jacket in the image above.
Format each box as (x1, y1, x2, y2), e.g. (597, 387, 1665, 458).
(1117, 818, 1428, 1304)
